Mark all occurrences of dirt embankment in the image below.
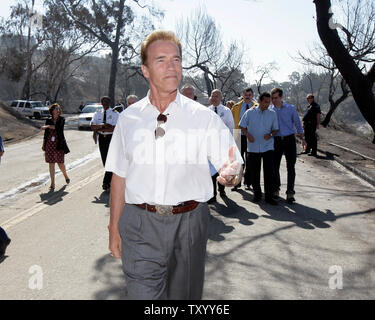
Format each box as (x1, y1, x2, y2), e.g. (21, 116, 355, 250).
(0, 101, 41, 144)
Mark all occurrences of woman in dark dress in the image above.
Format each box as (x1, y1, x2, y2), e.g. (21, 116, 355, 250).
(41, 103, 70, 190)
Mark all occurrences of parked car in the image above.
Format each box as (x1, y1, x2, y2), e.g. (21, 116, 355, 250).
(10, 100, 50, 119)
(78, 104, 103, 130)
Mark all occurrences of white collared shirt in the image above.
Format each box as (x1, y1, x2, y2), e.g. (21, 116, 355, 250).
(209, 104, 235, 133)
(105, 91, 243, 205)
(90, 108, 119, 135)
(208, 104, 235, 176)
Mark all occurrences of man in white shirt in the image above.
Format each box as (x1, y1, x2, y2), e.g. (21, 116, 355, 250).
(105, 30, 243, 300)
(208, 89, 235, 199)
(90, 96, 119, 191)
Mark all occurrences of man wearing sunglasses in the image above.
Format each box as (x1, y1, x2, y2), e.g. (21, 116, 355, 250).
(105, 30, 243, 300)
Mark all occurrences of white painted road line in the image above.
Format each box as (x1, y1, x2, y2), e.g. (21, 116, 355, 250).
(1, 170, 103, 230)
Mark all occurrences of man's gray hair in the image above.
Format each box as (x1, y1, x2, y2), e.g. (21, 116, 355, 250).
(181, 84, 196, 92)
(126, 94, 138, 102)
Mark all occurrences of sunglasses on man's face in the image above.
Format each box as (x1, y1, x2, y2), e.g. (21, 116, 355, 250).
(155, 113, 168, 139)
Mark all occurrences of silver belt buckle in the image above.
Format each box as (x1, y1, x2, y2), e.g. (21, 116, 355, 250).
(155, 205, 174, 216)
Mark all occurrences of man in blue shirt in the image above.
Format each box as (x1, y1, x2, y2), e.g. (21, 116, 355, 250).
(269, 88, 305, 204)
(231, 87, 258, 191)
(239, 92, 279, 205)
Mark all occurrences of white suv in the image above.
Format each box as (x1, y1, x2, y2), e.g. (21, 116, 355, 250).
(10, 100, 50, 119)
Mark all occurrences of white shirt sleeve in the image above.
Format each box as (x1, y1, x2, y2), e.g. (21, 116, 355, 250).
(224, 108, 235, 133)
(205, 111, 243, 172)
(105, 118, 129, 178)
(90, 111, 100, 125)
(113, 111, 119, 125)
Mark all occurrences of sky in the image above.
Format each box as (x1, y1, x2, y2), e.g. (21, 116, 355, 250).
(0, 0, 323, 83)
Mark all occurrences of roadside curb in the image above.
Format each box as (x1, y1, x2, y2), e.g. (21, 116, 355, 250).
(318, 148, 375, 188)
(296, 136, 375, 188)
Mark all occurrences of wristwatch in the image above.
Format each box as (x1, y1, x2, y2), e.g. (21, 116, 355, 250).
(270, 132, 274, 137)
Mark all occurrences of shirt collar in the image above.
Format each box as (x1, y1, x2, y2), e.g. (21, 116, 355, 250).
(141, 90, 181, 113)
(242, 100, 254, 108)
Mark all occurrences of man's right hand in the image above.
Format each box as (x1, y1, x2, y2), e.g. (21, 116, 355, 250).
(247, 133, 255, 143)
(108, 225, 122, 259)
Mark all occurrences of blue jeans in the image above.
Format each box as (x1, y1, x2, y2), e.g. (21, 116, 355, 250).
(273, 134, 297, 195)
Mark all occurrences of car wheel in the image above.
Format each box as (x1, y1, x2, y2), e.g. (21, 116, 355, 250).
(34, 113, 41, 120)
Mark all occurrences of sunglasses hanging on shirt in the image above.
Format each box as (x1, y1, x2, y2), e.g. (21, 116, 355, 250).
(155, 113, 169, 139)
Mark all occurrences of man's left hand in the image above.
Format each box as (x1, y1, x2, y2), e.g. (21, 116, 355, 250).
(217, 146, 243, 187)
(264, 134, 271, 141)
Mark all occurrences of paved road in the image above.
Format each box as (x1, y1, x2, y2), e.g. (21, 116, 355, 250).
(0, 129, 374, 299)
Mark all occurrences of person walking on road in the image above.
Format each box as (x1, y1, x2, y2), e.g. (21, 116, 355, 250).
(239, 92, 279, 205)
(231, 87, 257, 191)
(0, 133, 4, 164)
(269, 88, 304, 204)
(90, 96, 119, 191)
(302, 94, 321, 157)
(0, 136, 10, 258)
(208, 89, 235, 199)
(105, 30, 243, 300)
(41, 103, 70, 191)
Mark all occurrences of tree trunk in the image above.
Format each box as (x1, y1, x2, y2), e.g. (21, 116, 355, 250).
(322, 102, 339, 127)
(108, 47, 119, 107)
(22, 0, 34, 100)
(314, 0, 375, 142)
(201, 66, 213, 98)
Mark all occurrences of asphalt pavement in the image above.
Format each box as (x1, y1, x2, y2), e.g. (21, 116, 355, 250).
(0, 127, 375, 300)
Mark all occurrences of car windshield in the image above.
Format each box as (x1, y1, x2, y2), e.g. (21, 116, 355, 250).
(30, 102, 44, 108)
(82, 105, 102, 113)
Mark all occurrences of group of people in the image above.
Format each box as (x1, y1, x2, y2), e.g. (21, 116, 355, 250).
(102, 29, 320, 300)
(182, 85, 321, 206)
(15, 29, 321, 300)
(40, 94, 139, 192)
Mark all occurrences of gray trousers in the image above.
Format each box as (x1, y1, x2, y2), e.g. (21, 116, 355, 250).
(118, 202, 210, 300)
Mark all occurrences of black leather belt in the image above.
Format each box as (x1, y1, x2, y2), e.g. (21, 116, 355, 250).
(274, 134, 294, 140)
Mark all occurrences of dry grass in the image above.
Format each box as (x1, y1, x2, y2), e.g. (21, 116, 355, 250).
(0, 101, 41, 144)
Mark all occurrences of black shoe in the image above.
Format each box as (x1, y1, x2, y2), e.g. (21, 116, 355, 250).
(265, 198, 278, 205)
(286, 194, 296, 203)
(301, 150, 310, 154)
(0, 227, 11, 258)
(208, 196, 217, 204)
(102, 183, 110, 191)
(219, 191, 226, 197)
(245, 185, 251, 190)
(308, 152, 317, 157)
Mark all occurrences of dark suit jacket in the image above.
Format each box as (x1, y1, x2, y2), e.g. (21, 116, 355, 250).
(43, 116, 70, 154)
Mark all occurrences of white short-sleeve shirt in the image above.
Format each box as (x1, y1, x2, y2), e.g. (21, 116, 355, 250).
(208, 104, 235, 133)
(105, 91, 243, 205)
(90, 108, 119, 135)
